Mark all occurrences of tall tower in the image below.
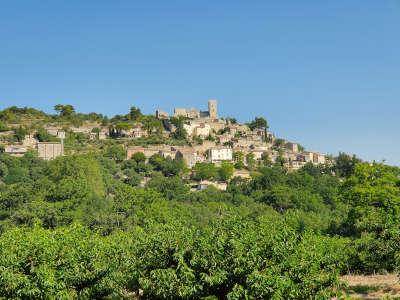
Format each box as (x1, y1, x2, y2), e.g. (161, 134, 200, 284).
(208, 99, 218, 119)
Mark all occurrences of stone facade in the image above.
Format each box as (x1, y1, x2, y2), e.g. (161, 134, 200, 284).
(4, 145, 27, 157)
(37, 142, 63, 160)
(174, 100, 218, 119)
(285, 142, 299, 153)
(208, 147, 233, 163)
(208, 99, 218, 119)
(156, 110, 169, 119)
(174, 108, 201, 119)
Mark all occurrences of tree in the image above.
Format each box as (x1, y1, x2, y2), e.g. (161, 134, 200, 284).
(131, 152, 146, 164)
(123, 168, 143, 187)
(261, 152, 272, 166)
(146, 175, 189, 200)
(233, 151, 245, 169)
(248, 117, 268, 131)
(246, 153, 256, 170)
(171, 125, 187, 140)
(54, 104, 75, 117)
(334, 152, 361, 177)
(34, 128, 56, 142)
(0, 224, 123, 299)
(14, 126, 28, 142)
(218, 161, 234, 182)
(170, 117, 188, 140)
(248, 117, 269, 142)
(140, 116, 163, 135)
(0, 121, 9, 132)
(148, 154, 186, 177)
(129, 106, 142, 121)
(104, 145, 126, 162)
(192, 162, 217, 181)
(91, 127, 101, 139)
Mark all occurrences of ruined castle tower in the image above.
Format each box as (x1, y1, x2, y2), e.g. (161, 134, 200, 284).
(208, 99, 218, 119)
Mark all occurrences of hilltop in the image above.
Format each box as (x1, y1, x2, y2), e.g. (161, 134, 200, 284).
(0, 100, 326, 175)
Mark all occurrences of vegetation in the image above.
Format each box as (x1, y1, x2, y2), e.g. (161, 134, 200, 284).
(0, 106, 399, 299)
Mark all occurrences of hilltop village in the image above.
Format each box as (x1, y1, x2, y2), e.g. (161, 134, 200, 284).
(0, 101, 326, 188)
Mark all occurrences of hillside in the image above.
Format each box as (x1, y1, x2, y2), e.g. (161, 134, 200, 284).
(0, 103, 399, 299)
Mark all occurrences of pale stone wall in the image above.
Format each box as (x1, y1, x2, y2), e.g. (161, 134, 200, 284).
(37, 142, 62, 160)
(193, 124, 211, 137)
(208, 99, 218, 119)
(5, 145, 27, 157)
(285, 142, 299, 153)
(174, 108, 200, 119)
(209, 147, 233, 162)
(156, 110, 169, 119)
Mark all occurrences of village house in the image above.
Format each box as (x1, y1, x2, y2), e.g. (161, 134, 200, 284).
(130, 126, 148, 138)
(89, 130, 107, 140)
(208, 147, 233, 163)
(297, 151, 326, 165)
(183, 121, 211, 138)
(285, 142, 299, 153)
(290, 160, 307, 170)
(126, 145, 202, 168)
(218, 133, 233, 145)
(249, 149, 267, 160)
(4, 145, 27, 157)
(37, 142, 63, 160)
(176, 148, 202, 168)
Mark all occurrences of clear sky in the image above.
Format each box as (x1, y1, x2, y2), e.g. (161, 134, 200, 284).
(0, 1, 399, 165)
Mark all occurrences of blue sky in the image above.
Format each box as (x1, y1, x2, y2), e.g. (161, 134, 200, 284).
(0, 1, 399, 165)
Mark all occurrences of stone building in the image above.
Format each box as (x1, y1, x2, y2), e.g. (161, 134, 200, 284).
(4, 145, 27, 157)
(174, 108, 201, 119)
(156, 110, 169, 119)
(174, 100, 218, 119)
(208, 99, 218, 119)
(22, 134, 38, 147)
(176, 148, 202, 168)
(285, 142, 299, 153)
(296, 151, 326, 165)
(183, 121, 211, 138)
(126, 146, 160, 160)
(37, 142, 63, 160)
(208, 147, 233, 163)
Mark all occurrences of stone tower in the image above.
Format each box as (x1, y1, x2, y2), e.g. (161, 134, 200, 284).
(208, 99, 217, 119)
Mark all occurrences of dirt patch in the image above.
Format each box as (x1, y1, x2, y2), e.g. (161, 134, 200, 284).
(340, 274, 400, 299)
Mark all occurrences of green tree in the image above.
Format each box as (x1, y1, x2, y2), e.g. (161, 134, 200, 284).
(14, 126, 28, 142)
(0, 121, 9, 132)
(334, 152, 361, 177)
(0, 224, 124, 299)
(54, 104, 75, 117)
(246, 153, 256, 170)
(192, 162, 217, 181)
(34, 128, 56, 142)
(170, 117, 188, 140)
(233, 151, 245, 169)
(129, 106, 142, 121)
(104, 145, 126, 162)
(248, 117, 268, 141)
(131, 152, 146, 164)
(218, 161, 234, 182)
